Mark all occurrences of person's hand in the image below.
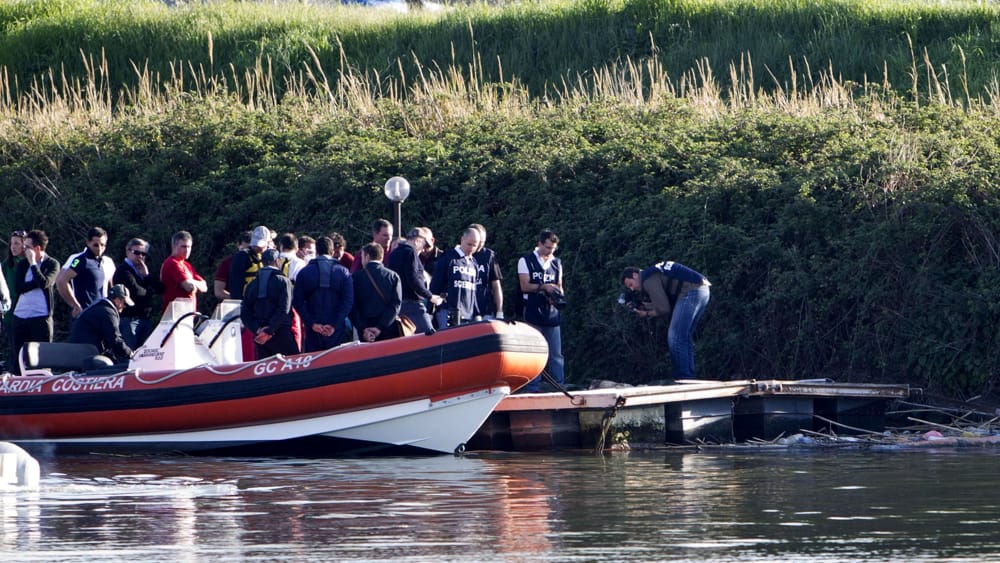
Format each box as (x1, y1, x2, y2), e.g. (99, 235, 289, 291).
(254, 328, 272, 344)
(429, 295, 444, 307)
(71, 304, 82, 318)
(135, 260, 149, 277)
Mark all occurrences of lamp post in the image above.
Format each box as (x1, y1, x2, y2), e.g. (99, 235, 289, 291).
(383, 176, 411, 241)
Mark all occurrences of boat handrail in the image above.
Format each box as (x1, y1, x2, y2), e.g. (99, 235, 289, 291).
(159, 311, 209, 348)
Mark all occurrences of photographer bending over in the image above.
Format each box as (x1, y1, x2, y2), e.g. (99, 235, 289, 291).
(622, 262, 710, 381)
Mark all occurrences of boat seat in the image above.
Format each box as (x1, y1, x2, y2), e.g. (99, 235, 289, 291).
(19, 342, 100, 375)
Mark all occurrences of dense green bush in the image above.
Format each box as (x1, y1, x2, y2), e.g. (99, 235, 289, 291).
(4, 92, 1000, 398)
(4, 0, 1000, 399)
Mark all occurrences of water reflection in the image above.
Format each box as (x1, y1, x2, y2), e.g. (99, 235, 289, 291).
(2, 450, 1000, 561)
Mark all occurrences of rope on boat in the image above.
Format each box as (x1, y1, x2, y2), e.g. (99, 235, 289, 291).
(540, 368, 585, 406)
(594, 396, 627, 453)
(131, 340, 365, 385)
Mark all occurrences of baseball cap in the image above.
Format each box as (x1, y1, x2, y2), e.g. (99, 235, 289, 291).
(109, 284, 135, 307)
(251, 226, 274, 248)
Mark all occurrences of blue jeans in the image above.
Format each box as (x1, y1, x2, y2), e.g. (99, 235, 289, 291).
(525, 324, 564, 392)
(400, 300, 434, 334)
(668, 285, 710, 380)
(120, 317, 152, 350)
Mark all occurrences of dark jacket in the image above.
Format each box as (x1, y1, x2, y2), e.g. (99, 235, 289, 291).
(351, 261, 401, 335)
(68, 298, 132, 362)
(293, 256, 354, 330)
(14, 255, 60, 317)
(241, 267, 294, 336)
(113, 261, 164, 320)
(385, 240, 434, 302)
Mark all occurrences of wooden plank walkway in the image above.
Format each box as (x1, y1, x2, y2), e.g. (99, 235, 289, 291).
(468, 379, 912, 451)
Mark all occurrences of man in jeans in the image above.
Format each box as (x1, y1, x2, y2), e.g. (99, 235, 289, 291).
(517, 229, 565, 392)
(621, 261, 711, 381)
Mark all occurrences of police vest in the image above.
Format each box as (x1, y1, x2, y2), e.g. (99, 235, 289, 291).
(521, 252, 561, 327)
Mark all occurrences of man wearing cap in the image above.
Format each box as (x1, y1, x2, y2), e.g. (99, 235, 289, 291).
(68, 284, 135, 364)
(229, 225, 276, 301)
(241, 249, 298, 357)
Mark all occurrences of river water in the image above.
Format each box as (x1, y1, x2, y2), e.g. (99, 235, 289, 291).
(3, 448, 999, 561)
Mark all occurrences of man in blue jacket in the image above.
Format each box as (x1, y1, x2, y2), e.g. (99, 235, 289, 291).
(293, 236, 354, 351)
(241, 249, 298, 358)
(68, 284, 135, 365)
(622, 261, 711, 380)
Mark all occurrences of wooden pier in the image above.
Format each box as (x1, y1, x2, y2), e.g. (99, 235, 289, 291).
(468, 379, 912, 451)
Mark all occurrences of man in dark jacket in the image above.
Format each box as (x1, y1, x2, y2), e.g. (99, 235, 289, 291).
(112, 237, 163, 349)
(293, 236, 354, 351)
(386, 228, 442, 334)
(68, 284, 135, 364)
(241, 249, 298, 358)
(11, 230, 60, 374)
(351, 243, 402, 342)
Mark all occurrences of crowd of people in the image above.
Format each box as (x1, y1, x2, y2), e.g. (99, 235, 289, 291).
(0, 222, 576, 389)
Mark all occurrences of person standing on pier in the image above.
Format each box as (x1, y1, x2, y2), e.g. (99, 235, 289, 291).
(621, 261, 711, 381)
(518, 229, 565, 392)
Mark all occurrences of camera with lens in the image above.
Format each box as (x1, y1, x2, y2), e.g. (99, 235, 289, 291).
(548, 288, 568, 310)
(618, 290, 642, 312)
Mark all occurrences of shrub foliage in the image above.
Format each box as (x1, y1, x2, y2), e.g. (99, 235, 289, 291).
(3, 0, 1000, 399)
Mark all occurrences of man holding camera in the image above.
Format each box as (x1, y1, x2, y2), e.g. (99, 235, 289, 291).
(517, 229, 565, 392)
(621, 261, 711, 381)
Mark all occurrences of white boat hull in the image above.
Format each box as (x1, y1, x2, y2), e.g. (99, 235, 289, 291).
(13, 386, 510, 455)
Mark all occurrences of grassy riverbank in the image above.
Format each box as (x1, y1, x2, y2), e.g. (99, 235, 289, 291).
(2, 0, 1000, 398)
(2, 0, 1000, 103)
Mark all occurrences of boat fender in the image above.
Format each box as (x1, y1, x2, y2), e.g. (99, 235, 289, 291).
(0, 441, 40, 489)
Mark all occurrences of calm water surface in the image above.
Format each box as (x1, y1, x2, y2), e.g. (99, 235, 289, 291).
(3, 448, 999, 561)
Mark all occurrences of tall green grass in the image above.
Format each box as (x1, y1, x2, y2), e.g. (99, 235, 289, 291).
(1, 0, 999, 109)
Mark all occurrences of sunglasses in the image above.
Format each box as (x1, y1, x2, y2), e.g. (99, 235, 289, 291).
(130, 249, 148, 257)
(11, 230, 26, 238)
